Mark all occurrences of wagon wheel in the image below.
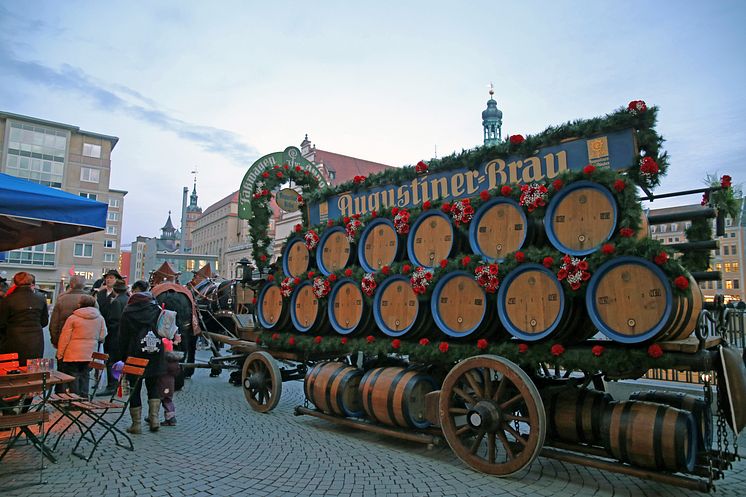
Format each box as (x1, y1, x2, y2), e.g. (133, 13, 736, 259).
(242, 351, 282, 413)
(439, 355, 546, 476)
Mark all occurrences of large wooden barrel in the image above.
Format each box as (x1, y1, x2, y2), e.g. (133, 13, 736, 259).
(316, 227, 354, 276)
(430, 270, 497, 340)
(586, 257, 699, 343)
(327, 278, 373, 336)
(372, 275, 432, 338)
(256, 281, 290, 331)
(545, 388, 613, 446)
(468, 197, 539, 262)
(544, 180, 618, 256)
(407, 210, 458, 269)
(289, 280, 329, 334)
(662, 275, 703, 341)
(629, 391, 712, 452)
(498, 264, 594, 343)
(282, 238, 311, 278)
(602, 400, 697, 472)
(357, 218, 403, 273)
(359, 367, 436, 429)
(305, 362, 365, 418)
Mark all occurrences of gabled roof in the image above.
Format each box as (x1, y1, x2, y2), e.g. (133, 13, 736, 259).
(314, 149, 392, 186)
(202, 191, 239, 217)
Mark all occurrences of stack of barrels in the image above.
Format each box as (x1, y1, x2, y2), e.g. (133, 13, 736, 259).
(256, 179, 702, 345)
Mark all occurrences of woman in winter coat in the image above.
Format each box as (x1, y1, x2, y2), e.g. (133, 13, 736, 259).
(118, 290, 166, 433)
(0, 271, 48, 365)
(56, 295, 106, 395)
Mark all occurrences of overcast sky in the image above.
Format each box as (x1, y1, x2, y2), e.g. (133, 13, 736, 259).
(1, 1, 744, 246)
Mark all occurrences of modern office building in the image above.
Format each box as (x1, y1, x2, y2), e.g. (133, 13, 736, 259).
(0, 111, 125, 301)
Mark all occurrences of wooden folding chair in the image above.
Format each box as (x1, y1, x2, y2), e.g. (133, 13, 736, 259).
(67, 357, 149, 461)
(0, 352, 20, 374)
(0, 372, 51, 489)
(47, 352, 109, 450)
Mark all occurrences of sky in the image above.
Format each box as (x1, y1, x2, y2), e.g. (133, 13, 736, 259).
(1, 1, 745, 247)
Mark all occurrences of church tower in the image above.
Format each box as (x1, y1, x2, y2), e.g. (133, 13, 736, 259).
(182, 178, 202, 252)
(482, 85, 503, 146)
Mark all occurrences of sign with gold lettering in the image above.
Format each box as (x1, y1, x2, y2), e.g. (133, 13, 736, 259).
(308, 129, 636, 225)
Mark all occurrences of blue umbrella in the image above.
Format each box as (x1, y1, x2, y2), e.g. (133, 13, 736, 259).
(0, 172, 108, 251)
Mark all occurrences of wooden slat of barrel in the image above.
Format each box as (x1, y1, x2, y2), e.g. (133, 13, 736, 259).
(321, 230, 352, 274)
(377, 279, 419, 334)
(499, 265, 563, 341)
(473, 201, 527, 260)
(285, 239, 310, 277)
(305, 362, 363, 418)
(546, 388, 612, 446)
(259, 285, 284, 326)
(664, 275, 703, 341)
(435, 274, 485, 335)
(590, 261, 669, 341)
(360, 367, 433, 429)
(603, 400, 696, 472)
(362, 221, 398, 271)
(629, 391, 712, 452)
(331, 281, 364, 332)
(292, 284, 319, 330)
(410, 213, 454, 267)
(548, 184, 616, 254)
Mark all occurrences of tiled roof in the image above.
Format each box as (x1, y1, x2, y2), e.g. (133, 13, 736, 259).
(314, 149, 392, 186)
(202, 191, 239, 216)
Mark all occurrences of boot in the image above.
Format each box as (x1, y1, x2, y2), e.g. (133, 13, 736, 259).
(162, 416, 176, 426)
(148, 399, 161, 432)
(126, 407, 142, 434)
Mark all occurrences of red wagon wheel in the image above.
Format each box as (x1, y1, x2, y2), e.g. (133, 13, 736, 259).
(438, 355, 546, 476)
(242, 351, 282, 413)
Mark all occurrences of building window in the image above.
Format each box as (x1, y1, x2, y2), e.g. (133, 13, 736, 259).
(80, 167, 100, 183)
(725, 263, 731, 273)
(80, 192, 97, 200)
(674, 237, 680, 242)
(82, 143, 101, 158)
(104, 239, 116, 248)
(103, 253, 116, 263)
(726, 218, 732, 227)
(734, 280, 740, 289)
(5, 121, 66, 188)
(715, 263, 722, 271)
(74, 243, 93, 257)
(733, 262, 740, 272)
(725, 280, 733, 290)
(660, 225, 667, 233)
(668, 237, 673, 243)
(106, 225, 117, 235)
(732, 245, 737, 256)
(730, 232, 736, 238)
(724, 245, 729, 256)
(685, 222, 691, 229)
(650, 226, 656, 233)
(671, 224, 678, 232)
(6, 242, 56, 266)
(107, 212, 119, 221)
(109, 198, 120, 208)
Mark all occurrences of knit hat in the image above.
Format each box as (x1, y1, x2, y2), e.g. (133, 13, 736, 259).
(113, 279, 128, 294)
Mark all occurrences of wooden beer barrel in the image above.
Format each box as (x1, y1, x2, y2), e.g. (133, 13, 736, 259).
(602, 400, 697, 472)
(498, 264, 594, 343)
(586, 257, 699, 343)
(544, 180, 618, 256)
(359, 367, 436, 429)
(407, 210, 457, 268)
(358, 218, 402, 273)
(468, 197, 538, 262)
(305, 362, 364, 418)
(316, 227, 354, 276)
(662, 275, 703, 341)
(372, 275, 431, 338)
(545, 388, 613, 446)
(430, 270, 495, 340)
(282, 238, 311, 278)
(289, 280, 329, 334)
(327, 278, 373, 336)
(256, 281, 290, 331)
(629, 391, 712, 452)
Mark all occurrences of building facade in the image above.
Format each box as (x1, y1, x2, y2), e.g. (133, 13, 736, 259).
(0, 111, 125, 301)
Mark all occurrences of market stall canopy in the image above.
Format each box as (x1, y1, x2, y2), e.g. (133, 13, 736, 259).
(0, 172, 108, 251)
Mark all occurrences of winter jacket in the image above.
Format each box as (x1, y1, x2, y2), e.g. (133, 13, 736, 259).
(56, 307, 107, 363)
(103, 293, 128, 359)
(0, 285, 49, 365)
(96, 287, 116, 321)
(50, 288, 96, 347)
(118, 292, 166, 378)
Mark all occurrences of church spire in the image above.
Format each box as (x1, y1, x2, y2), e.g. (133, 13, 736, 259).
(482, 83, 503, 146)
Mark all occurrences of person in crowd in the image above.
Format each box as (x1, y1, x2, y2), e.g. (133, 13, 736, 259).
(56, 295, 106, 395)
(97, 279, 130, 396)
(0, 275, 9, 301)
(0, 271, 49, 366)
(131, 280, 149, 293)
(50, 275, 93, 348)
(96, 269, 121, 314)
(158, 336, 181, 426)
(118, 289, 166, 433)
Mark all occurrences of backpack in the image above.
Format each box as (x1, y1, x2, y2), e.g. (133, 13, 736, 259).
(156, 305, 179, 340)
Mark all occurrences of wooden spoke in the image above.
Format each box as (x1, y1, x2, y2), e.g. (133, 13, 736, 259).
(439, 355, 546, 477)
(242, 351, 282, 413)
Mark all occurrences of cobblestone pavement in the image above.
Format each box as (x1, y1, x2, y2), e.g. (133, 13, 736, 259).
(2, 355, 745, 497)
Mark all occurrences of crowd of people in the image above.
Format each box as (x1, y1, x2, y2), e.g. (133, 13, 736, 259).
(0, 268, 198, 434)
